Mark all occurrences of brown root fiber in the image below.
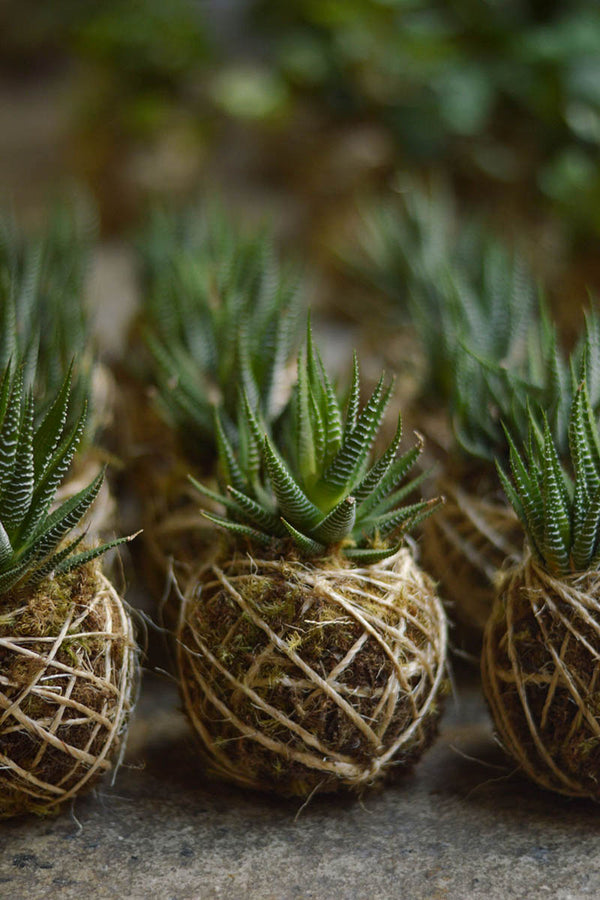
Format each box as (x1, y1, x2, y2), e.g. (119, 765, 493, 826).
(482, 557, 600, 799)
(421, 478, 523, 643)
(0, 562, 138, 819)
(177, 547, 448, 798)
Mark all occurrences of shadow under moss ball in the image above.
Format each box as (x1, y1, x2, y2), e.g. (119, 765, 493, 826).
(177, 548, 448, 798)
(482, 558, 600, 799)
(0, 563, 138, 819)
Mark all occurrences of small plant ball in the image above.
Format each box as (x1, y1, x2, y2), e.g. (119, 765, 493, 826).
(177, 323, 448, 797)
(0, 364, 139, 818)
(482, 377, 600, 798)
(0, 561, 137, 818)
(423, 305, 600, 644)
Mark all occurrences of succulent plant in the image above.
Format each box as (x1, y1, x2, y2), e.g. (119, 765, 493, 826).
(0, 359, 138, 819)
(0, 363, 128, 596)
(0, 202, 95, 402)
(354, 181, 537, 404)
(194, 321, 439, 563)
(176, 319, 447, 798)
(496, 364, 600, 577)
(483, 371, 600, 799)
(140, 205, 301, 458)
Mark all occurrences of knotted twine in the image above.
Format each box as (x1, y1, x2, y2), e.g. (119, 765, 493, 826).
(177, 547, 447, 797)
(0, 572, 138, 817)
(482, 556, 600, 798)
(422, 478, 523, 635)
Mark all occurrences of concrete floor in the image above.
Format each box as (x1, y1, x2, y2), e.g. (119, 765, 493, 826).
(2, 668, 599, 900)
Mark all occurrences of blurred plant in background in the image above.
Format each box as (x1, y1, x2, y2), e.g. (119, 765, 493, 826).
(248, 0, 600, 238)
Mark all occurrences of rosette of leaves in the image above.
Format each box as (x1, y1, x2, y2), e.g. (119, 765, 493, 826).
(482, 375, 600, 798)
(176, 322, 447, 798)
(0, 202, 97, 429)
(0, 202, 118, 545)
(352, 180, 536, 406)
(0, 362, 138, 818)
(140, 205, 302, 460)
(196, 322, 439, 562)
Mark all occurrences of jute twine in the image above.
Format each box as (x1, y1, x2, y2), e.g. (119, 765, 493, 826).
(422, 478, 523, 636)
(482, 556, 600, 799)
(0, 572, 138, 817)
(176, 547, 447, 797)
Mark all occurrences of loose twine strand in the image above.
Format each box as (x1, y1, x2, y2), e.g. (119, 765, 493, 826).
(176, 547, 447, 791)
(423, 479, 523, 631)
(0, 574, 138, 814)
(482, 556, 600, 798)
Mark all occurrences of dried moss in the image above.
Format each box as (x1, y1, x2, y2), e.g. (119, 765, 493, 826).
(0, 562, 135, 819)
(178, 548, 447, 798)
(482, 560, 600, 798)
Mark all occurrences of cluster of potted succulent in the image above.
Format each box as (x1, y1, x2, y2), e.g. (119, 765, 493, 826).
(4, 184, 600, 820)
(0, 207, 139, 818)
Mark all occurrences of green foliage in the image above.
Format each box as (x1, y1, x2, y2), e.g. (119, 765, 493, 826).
(0, 363, 130, 597)
(252, 1, 600, 168)
(194, 321, 439, 563)
(74, 0, 209, 81)
(0, 202, 95, 417)
(454, 303, 600, 466)
(497, 369, 600, 576)
(140, 205, 302, 457)
(355, 180, 537, 405)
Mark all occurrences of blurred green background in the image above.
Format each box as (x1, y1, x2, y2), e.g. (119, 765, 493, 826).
(1, 0, 599, 323)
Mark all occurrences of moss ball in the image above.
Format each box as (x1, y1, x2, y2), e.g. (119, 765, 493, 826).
(482, 557, 600, 798)
(0, 563, 138, 819)
(177, 547, 448, 798)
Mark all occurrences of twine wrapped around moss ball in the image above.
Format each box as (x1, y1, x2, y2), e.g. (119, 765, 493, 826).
(0, 566, 139, 818)
(482, 556, 600, 799)
(176, 547, 447, 798)
(422, 478, 522, 638)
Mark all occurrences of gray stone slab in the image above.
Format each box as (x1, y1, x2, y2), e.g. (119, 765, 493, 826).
(1, 669, 599, 900)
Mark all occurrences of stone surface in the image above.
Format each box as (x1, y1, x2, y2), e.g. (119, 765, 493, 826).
(1, 668, 599, 900)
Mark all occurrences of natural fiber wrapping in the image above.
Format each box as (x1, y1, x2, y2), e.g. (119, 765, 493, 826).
(177, 547, 447, 797)
(482, 557, 600, 799)
(0, 566, 139, 818)
(422, 478, 523, 638)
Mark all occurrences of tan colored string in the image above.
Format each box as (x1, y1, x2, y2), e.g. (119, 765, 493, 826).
(422, 479, 523, 633)
(0, 574, 138, 816)
(482, 556, 600, 798)
(177, 547, 447, 794)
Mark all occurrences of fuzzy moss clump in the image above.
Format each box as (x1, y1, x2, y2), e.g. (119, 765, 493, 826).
(178, 547, 447, 797)
(0, 560, 137, 819)
(482, 560, 600, 798)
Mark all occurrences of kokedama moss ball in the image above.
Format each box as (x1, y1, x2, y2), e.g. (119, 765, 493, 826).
(177, 547, 447, 797)
(0, 562, 138, 819)
(482, 557, 600, 799)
